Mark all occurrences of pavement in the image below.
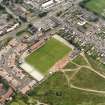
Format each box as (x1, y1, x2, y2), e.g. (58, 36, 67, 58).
(20, 62, 44, 81)
(53, 34, 74, 49)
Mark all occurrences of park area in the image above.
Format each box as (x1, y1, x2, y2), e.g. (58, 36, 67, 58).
(25, 37, 71, 74)
(8, 52, 105, 105)
(81, 0, 105, 17)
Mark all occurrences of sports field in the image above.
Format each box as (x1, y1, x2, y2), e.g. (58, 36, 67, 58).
(82, 0, 105, 17)
(26, 38, 71, 74)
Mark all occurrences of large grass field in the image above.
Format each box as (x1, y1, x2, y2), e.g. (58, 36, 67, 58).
(86, 54, 105, 75)
(29, 72, 105, 105)
(82, 0, 105, 17)
(72, 67, 105, 91)
(8, 52, 105, 105)
(64, 61, 78, 69)
(9, 72, 105, 105)
(26, 38, 71, 74)
(72, 55, 88, 66)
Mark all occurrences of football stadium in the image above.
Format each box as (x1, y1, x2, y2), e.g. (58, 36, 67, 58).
(20, 35, 72, 81)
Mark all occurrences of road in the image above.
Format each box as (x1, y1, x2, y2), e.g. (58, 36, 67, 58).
(71, 84, 105, 94)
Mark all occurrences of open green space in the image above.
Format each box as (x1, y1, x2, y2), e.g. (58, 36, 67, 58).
(71, 67, 105, 91)
(81, 0, 105, 17)
(63, 54, 88, 70)
(9, 52, 105, 105)
(72, 55, 88, 66)
(64, 61, 78, 69)
(29, 72, 105, 105)
(86, 54, 105, 75)
(9, 72, 105, 105)
(65, 71, 76, 78)
(26, 38, 71, 74)
(10, 101, 26, 105)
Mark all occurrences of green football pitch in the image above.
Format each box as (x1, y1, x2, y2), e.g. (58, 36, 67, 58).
(83, 0, 105, 17)
(26, 38, 71, 74)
